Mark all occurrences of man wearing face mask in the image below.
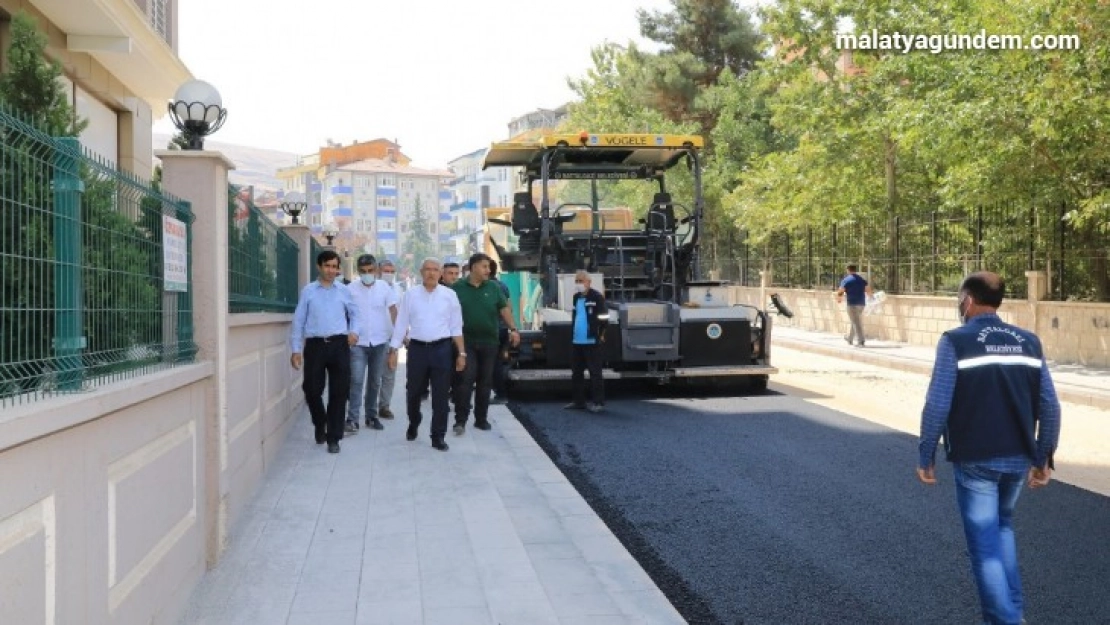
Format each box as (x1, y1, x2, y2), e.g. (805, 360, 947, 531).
(375, 259, 403, 420)
(346, 254, 399, 434)
(917, 271, 1060, 625)
(565, 270, 608, 414)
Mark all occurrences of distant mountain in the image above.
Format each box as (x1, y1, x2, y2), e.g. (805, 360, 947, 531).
(153, 134, 300, 191)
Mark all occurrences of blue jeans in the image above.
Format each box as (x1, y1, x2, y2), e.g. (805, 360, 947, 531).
(953, 463, 1026, 625)
(348, 343, 389, 423)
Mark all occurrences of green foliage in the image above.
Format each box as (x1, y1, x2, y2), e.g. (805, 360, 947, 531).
(0, 12, 86, 136)
(405, 195, 436, 274)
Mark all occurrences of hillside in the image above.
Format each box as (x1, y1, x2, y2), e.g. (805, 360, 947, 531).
(153, 134, 300, 191)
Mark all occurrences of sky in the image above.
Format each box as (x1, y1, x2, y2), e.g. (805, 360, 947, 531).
(152, 0, 702, 168)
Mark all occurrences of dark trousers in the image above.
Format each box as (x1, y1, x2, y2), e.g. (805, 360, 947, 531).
(406, 340, 453, 440)
(571, 342, 604, 406)
(491, 327, 509, 398)
(454, 343, 499, 425)
(302, 337, 351, 444)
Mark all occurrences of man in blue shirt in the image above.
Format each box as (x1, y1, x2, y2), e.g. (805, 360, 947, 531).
(290, 250, 360, 453)
(836, 264, 872, 346)
(565, 271, 608, 414)
(917, 271, 1061, 625)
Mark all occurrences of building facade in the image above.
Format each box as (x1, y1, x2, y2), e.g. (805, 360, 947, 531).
(447, 147, 515, 259)
(0, 0, 190, 176)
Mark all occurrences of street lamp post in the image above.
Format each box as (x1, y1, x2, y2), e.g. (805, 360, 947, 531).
(323, 226, 338, 248)
(167, 80, 228, 150)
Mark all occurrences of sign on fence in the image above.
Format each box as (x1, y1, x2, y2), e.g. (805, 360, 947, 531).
(163, 215, 188, 292)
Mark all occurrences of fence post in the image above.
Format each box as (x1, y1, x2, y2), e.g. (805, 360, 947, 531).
(53, 137, 85, 391)
(1058, 202, 1067, 300)
(155, 148, 234, 568)
(931, 211, 938, 292)
(282, 223, 312, 289)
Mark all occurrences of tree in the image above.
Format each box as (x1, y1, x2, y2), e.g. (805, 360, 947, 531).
(634, 0, 764, 134)
(0, 12, 85, 135)
(405, 195, 436, 275)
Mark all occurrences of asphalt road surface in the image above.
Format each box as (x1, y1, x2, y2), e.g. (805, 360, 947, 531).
(509, 384, 1110, 625)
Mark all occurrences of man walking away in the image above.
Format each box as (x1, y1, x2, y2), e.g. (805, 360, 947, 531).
(346, 254, 398, 434)
(290, 250, 360, 454)
(565, 270, 607, 414)
(836, 264, 872, 346)
(376, 259, 402, 420)
(917, 271, 1060, 625)
(452, 253, 520, 435)
(388, 258, 464, 451)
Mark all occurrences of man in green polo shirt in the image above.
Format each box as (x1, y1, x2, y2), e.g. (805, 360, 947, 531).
(452, 253, 520, 434)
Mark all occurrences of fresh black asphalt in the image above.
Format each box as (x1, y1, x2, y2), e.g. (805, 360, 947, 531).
(510, 386, 1110, 625)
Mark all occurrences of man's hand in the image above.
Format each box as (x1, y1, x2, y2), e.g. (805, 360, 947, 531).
(509, 330, 520, 348)
(916, 466, 937, 485)
(387, 350, 398, 371)
(1028, 465, 1052, 489)
(290, 353, 302, 370)
(455, 353, 466, 372)
(348, 332, 358, 346)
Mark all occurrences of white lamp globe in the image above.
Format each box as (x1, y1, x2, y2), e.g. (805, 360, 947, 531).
(173, 80, 223, 122)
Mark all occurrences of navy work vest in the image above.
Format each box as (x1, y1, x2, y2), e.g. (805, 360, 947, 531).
(943, 315, 1043, 463)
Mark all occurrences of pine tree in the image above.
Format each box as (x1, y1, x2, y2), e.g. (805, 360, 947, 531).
(0, 12, 86, 135)
(405, 195, 436, 275)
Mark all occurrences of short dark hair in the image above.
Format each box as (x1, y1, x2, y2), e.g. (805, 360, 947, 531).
(357, 254, 376, 267)
(846, 264, 858, 272)
(316, 250, 340, 266)
(443, 261, 460, 270)
(960, 272, 1005, 308)
(489, 259, 499, 278)
(468, 252, 492, 268)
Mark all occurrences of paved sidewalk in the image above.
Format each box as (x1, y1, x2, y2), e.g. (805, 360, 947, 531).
(180, 365, 685, 625)
(772, 324, 1110, 410)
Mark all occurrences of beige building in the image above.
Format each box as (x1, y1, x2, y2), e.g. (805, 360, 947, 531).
(0, 0, 190, 176)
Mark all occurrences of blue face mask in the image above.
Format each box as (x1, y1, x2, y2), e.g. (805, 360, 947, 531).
(360, 273, 376, 286)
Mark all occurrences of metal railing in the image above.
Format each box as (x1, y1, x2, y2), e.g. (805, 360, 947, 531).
(704, 203, 1110, 301)
(228, 185, 299, 313)
(1, 105, 195, 407)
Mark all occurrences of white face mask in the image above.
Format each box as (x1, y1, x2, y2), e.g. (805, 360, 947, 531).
(382, 273, 396, 284)
(574, 283, 586, 294)
(360, 273, 376, 286)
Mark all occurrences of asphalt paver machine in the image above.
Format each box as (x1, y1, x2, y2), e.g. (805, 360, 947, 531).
(481, 133, 777, 391)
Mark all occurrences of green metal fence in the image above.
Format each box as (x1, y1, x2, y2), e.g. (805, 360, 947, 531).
(1, 105, 196, 407)
(704, 202, 1110, 302)
(228, 185, 299, 312)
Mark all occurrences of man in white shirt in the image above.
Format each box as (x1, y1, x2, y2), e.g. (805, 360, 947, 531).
(346, 254, 399, 434)
(376, 259, 404, 420)
(388, 257, 465, 452)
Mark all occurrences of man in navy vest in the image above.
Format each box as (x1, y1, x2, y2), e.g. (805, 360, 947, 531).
(917, 271, 1061, 625)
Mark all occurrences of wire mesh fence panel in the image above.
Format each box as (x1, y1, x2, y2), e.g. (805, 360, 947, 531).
(1, 105, 194, 408)
(228, 185, 299, 313)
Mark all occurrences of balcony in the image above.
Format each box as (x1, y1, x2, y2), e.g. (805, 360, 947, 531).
(310, 182, 322, 191)
(309, 204, 323, 214)
(439, 190, 453, 200)
(330, 185, 353, 195)
(332, 207, 353, 217)
(439, 212, 452, 221)
(376, 187, 397, 197)
(376, 231, 397, 240)
(376, 209, 397, 218)
(450, 200, 477, 212)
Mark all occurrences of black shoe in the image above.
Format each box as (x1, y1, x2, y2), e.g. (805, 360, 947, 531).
(453, 423, 465, 436)
(406, 426, 418, 441)
(327, 442, 340, 454)
(431, 439, 449, 451)
(379, 408, 395, 420)
(344, 421, 359, 435)
(563, 402, 587, 410)
(314, 425, 326, 444)
(474, 420, 492, 431)
(491, 395, 507, 405)
(365, 418, 384, 430)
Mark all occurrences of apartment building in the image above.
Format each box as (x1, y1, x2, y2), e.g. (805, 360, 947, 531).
(447, 147, 515, 258)
(0, 0, 190, 176)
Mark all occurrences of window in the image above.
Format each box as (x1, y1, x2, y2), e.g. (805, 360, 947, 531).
(377, 197, 396, 208)
(379, 175, 396, 187)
